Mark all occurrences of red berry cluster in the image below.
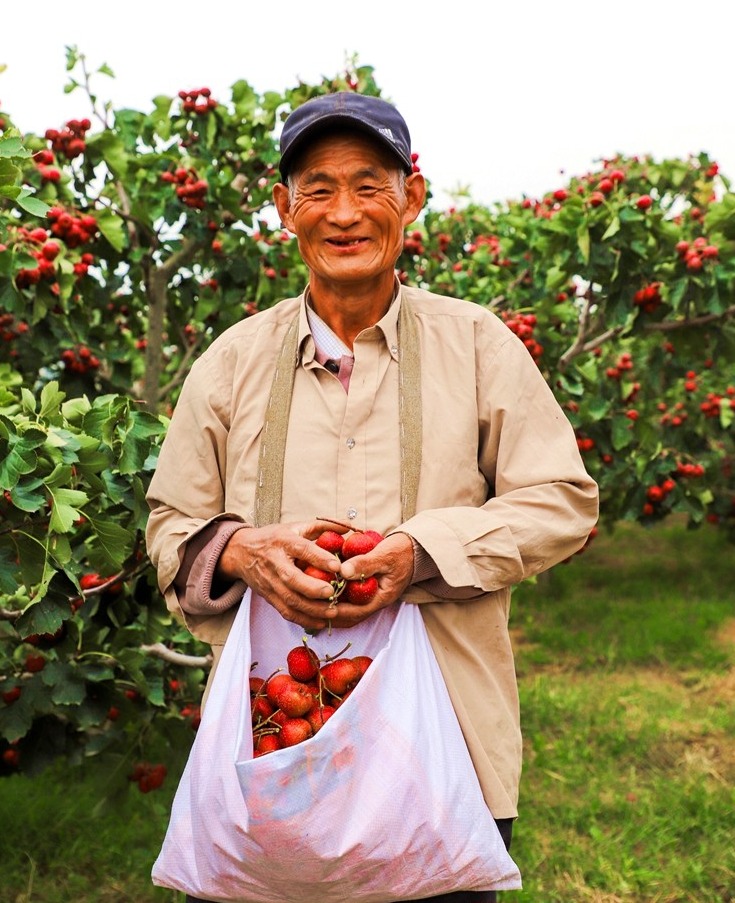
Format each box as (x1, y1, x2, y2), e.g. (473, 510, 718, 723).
(160, 167, 208, 209)
(12, 226, 61, 289)
(44, 118, 91, 160)
(180, 703, 202, 731)
(632, 282, 662, 313)
(33, 148, 61, 183)
(605, 351, 634, 380)
(701, 387, 735, 419)
(403, 229, 424, 255)
(47, 206, 98, 248)
(676, 461, 705, 478)
(675, 237, 718, 272)
(576, 435, 595, 453)
(642, 477, 677, 516)
(658, 401, 688, 428)
(128, 761, 167, 793)
(60, 345, 100, 374)
(178, 87, 217, 115)
(250, 643, 373, 756)
(501, 311, 543, 362)
(468, 234, 511, 267)
(298, 528, 384, 606)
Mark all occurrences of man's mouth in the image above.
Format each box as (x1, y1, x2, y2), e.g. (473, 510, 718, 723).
(326, 237, 368, 248)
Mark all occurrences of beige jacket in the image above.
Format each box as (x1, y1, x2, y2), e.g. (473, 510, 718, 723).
(146, 284, 599, 818)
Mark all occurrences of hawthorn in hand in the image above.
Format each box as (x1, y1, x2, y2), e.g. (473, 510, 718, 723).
(303, 524, 385, 610)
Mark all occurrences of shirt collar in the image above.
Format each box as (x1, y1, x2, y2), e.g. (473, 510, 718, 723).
(298, 277, 402, 365)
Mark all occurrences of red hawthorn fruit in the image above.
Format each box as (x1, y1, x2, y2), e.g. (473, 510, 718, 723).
(273, 680, 313, 718)
(270, 709, 289, 728)
(636, 195, 653, 210)
(80, 572, 106, 590)
(303, 564, 336, 584)
(24, 654, 46, 673)
(138, 763, 167, 793)
(320, 659, 360, 696)
(341, 531, 382, 560)
(351, 655, 373, 678)
(251, 695, 275, 723)
(2, 686, 22, 705)
(315, 530, 345, 555)
(254, 733, 281, 756)
(307, 704, 337, 734)
(280, 717, 313, 747)
(249, 676, 266, 697)
(107, 706, 120, 721)
(363, 529, 385, 546)
(2, 748, 20, 768)
(343, 576, 379, 605)
(265, 673, 293, 707)
(287, 646, 320, 682)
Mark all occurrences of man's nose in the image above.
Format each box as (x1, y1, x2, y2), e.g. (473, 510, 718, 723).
(326, 189, 361, 226)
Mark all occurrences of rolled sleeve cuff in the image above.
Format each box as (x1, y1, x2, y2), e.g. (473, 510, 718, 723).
(174, 520, 249, 616)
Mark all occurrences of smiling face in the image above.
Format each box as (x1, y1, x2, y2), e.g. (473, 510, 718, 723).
(273, 129, 425, 311)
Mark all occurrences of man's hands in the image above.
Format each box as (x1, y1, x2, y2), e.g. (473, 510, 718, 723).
(217, 521, 414, 630)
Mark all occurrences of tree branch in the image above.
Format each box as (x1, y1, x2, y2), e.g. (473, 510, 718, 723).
(156, 333, 205, 401)
(140, 643, 212, 668)
(643, 303, 735, 331)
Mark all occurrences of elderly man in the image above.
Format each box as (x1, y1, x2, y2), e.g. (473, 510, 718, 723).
(146, 91, 599, 903)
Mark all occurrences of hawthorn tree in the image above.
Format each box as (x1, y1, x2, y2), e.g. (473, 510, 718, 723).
(0, 48, 733, 782)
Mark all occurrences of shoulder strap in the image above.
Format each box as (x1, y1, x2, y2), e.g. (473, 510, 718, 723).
(254, 296, 422, 527)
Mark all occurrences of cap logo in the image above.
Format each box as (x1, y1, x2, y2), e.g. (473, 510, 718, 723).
(378, 127, 396, 143)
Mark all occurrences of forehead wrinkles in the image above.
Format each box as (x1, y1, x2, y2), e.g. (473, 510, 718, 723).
(300, 165, 387, 187)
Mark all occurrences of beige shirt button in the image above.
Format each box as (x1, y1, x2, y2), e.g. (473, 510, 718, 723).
(346, 507, 357, 520)
(346, 437, 356, 449)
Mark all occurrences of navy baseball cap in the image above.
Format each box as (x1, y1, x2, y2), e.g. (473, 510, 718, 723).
(278, 92, 413, 180)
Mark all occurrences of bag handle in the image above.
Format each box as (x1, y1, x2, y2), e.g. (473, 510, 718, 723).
(254, 294, 422, 527)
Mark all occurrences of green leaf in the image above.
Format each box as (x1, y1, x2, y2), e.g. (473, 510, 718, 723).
(16, 191, 51, 217)
(95, 210, 126, 252)
(0, 422, 46, 488)
(0, 134, 29, 158)
(611, 415, 635, 450)
(15, 595, 68, 639)
(601, 217, 620, 241)
(577, 226, 590, 264)
(85, 513, 133, 569)
(47, 486, 89, 533)
(39, 381, 66, 419)
(42, 662, 87, 705)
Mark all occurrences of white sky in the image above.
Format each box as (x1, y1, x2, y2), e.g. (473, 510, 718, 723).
(2, 0, 734, 210)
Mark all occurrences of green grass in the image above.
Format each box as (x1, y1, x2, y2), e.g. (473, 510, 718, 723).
(1, 518, 734, 902)
(0, 759, 187, 903)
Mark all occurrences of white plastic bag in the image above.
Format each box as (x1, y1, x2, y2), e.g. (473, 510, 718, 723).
(152, 590, 521, 902)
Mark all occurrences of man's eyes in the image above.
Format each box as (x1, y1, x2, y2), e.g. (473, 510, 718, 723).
(306, 185, 381, 198)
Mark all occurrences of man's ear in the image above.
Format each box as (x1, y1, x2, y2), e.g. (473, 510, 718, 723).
(273, 182, 293, 232)
(402, 172, 427, 226)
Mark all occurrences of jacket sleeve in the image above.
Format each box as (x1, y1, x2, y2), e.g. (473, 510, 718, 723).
(398, 326, 599, 594)
(145, 351, 251, 637)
